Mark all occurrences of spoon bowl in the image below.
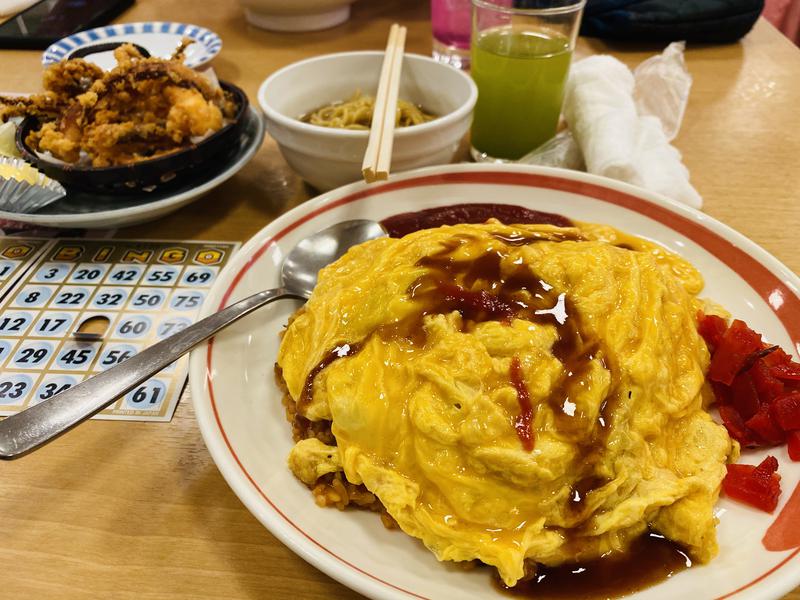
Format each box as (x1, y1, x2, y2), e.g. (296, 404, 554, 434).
(281, 219, 388, 298)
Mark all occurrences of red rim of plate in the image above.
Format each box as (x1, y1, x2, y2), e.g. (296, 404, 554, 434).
(203, 170, 800, 600)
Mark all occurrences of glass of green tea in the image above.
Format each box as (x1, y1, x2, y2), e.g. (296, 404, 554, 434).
(470, 0, 585, 161)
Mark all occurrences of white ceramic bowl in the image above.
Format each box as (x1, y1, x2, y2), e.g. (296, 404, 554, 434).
(258, 51, 478, 191)
(239, 0, 356, 32)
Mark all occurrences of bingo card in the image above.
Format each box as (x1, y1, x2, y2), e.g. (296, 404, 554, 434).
(0, 238, 239, 421)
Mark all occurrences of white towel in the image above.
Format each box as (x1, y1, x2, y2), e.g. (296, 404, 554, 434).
(522, 42, 702, 210)
(564, 53, 702, 209)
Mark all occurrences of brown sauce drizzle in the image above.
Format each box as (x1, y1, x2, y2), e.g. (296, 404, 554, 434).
(298, 342, 363, 414)
(565, 476, 613, 525)
(496, 532, 692, 599)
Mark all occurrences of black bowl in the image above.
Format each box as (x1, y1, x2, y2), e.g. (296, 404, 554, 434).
(16, 80, 249, 195)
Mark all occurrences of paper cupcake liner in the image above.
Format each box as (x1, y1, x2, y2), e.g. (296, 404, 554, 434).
(0, 156, 66, 214)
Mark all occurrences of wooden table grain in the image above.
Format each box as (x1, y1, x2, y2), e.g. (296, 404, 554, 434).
(1, 1, 799, 598)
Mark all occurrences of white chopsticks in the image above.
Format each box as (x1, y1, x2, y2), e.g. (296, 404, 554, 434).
(362, 23, 407, 183)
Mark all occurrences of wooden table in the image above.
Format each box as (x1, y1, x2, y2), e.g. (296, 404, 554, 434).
(1, 1, 799, 598)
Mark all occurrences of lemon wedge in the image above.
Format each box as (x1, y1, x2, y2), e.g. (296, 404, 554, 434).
(0, 122, 20, 158)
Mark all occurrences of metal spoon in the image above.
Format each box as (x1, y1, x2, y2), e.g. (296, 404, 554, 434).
(0, 219, 387, 459)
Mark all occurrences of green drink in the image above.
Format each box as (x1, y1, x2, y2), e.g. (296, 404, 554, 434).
(471, 27, 573, 160)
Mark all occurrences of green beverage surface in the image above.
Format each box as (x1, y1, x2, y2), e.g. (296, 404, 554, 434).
(471, 28, 572, 160)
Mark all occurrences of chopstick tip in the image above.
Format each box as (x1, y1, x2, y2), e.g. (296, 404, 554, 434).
(362, 167, 377, 183)
(361, 167, 389, 184)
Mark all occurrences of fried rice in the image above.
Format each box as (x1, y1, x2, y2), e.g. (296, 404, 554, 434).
(275, 360, 398, 530)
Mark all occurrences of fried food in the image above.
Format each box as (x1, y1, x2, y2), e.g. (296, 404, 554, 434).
(0, 43, 237, 167)
(0, 92, 64, 123)
(277, 220, 737, 587)
(43, 58, 104, 98)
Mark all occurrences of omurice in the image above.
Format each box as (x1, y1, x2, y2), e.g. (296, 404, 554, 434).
(276, 219, 737, 589)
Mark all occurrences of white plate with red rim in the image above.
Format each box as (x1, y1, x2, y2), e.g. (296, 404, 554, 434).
(188, 163, 800, 600)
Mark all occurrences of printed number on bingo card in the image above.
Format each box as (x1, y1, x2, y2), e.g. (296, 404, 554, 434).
(0, 312, 33, 336)
(33, 375, 81, 405)
(32, 263, 71, 283)
(130, 288, 167, 310)
(0, 260, 18, 279)
(144, 265, 180, 286)
(68, 263, 109, 284)
(114, 315, 151, 339)
(157, 317, 191, 339)
(96, 344, 138, 370)
(0, 374, 33, 405)
(31, 312, 75, 337)
(53, 287, 91, 308)
(12, 341, 55, 369)
(0, 339, 14, 364)
(90, 287, 130, 309)
(180, 267, 217, 287)
(170, 290, 205, 311)
(125, 379, 167, 410)
(12, 285, 56, 308)
(106, 265, 144, 285)
(55, 342, 99, 370)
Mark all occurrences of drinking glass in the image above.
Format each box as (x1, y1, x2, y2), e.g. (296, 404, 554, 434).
(431, 0, 472, 69)
(470, 0, 585, 161)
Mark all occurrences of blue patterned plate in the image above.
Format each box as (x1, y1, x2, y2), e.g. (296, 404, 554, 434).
(42, 22, 222, 70)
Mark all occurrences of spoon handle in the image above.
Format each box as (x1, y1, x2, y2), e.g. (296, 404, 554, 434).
(0, 287, 296, 459)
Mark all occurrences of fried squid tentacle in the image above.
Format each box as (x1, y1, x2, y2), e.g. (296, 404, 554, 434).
(0, 93, 64, 122)
(170, 37, 195, 62)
